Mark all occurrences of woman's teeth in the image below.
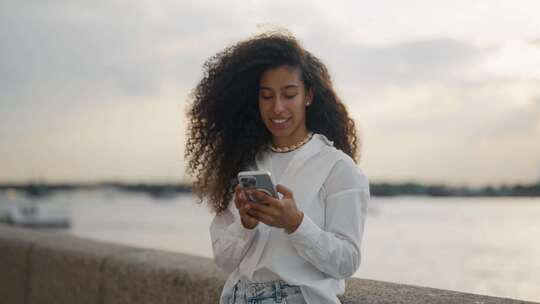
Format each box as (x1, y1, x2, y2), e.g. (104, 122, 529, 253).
(271, 118, 288, 124)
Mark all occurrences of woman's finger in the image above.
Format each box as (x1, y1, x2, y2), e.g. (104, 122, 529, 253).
(240, 204, 259, 227)
(253, 210, 274, 225)
(234, 185, 244, 209)
(246, 208, 257, 218)
(249, 200, 280, 217)
(276, 184, 293, 199)
(239, 202, 250, 216)
(249, 190, 282, 208)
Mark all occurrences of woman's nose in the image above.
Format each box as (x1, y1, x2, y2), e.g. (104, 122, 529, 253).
(272, 98, 285, 114)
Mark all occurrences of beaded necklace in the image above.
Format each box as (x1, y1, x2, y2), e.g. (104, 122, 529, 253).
(270, 132, 314, 153)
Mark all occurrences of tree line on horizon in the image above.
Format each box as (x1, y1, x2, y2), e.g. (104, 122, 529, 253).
(1, 180, 539, 198)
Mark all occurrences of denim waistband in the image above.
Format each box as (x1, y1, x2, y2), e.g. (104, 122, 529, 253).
(231, 279, 302, 303)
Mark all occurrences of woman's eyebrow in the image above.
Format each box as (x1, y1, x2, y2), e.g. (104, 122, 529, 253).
(259, 84, 300, 91)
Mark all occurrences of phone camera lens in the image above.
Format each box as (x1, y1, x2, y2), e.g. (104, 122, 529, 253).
(241, 177, 256, 187)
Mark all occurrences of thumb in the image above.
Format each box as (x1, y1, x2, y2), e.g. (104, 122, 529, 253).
(276, 184, 293, 199)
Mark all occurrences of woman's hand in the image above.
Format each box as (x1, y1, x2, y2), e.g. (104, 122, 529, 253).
(246, 184, 304, 234)
(234, 184, 259, 229)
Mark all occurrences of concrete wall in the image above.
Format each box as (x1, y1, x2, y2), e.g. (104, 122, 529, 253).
(0, 224, 536, 304)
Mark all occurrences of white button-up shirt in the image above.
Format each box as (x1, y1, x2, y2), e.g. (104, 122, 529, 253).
(210, 134, 369, 304)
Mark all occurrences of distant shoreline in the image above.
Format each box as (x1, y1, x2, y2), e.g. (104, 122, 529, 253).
(1, 181, 539, 198)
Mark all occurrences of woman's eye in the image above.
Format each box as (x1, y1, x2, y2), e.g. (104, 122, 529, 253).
(260, 95, 273, 100)
(284, 94, 296, 99)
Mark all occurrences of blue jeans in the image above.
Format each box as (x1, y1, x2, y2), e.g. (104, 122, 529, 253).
(228, 280, 306, 304)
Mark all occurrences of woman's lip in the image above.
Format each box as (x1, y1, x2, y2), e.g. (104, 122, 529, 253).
(270, 117, 291, 129)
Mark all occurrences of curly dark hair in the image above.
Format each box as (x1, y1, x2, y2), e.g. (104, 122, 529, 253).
(185, 31, 359, 213)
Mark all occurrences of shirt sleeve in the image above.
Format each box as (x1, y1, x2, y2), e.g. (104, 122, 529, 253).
(209, 197, 259, 274)
(288, 159, 369, 279)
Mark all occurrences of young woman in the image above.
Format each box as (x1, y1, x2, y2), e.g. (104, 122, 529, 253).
(185, 31, 369, 304)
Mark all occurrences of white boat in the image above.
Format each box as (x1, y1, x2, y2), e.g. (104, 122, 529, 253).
(0, 195, 23, 222)
(0, 202, 10, 221)
(0, 196, 70, 228)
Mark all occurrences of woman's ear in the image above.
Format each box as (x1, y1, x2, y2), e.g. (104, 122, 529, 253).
(306, 88, 314, 106)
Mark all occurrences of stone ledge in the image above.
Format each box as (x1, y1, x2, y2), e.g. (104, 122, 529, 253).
(27, 232, 134, 304)
(0, 225, 46, 304)
(0, 224, 537, 304)
(101, 250, 227, 304)
(342, 277, 535, 304)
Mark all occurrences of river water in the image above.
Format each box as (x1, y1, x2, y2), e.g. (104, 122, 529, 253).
(5, 191, 540, 302)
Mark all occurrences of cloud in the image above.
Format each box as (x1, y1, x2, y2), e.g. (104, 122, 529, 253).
(360, 79, 540, 135)
(0, 1, 520, 108)
(483, 40, 540, 79)
(0, 1, 259, 141)
(307, 37, 490, 89)
(0, 2, 212, 102)
(0, 0, 341, 107)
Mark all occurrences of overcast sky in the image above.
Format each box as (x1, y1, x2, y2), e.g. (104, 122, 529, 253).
(1, 0, 540, 186)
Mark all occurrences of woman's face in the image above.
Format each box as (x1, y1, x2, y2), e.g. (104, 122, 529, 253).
(258, 65, 313, 148)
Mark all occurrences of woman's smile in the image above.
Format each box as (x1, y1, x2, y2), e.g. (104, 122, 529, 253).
(271, 118, 289, 123)
(270, 117, 291, 129)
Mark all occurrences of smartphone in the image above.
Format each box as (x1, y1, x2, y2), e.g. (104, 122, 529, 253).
(237, 170, 278, 202)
